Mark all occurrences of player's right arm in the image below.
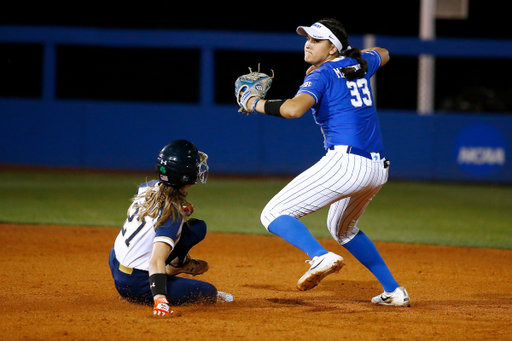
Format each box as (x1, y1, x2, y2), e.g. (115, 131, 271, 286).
(249, 93, 316, 119)
(149, 241, 171, 276)
(149, 241, 173, 316)
(362, 47, 390, 66)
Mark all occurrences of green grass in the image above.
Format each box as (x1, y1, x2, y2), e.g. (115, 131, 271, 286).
(0, 170, 511, 249)
(0, 170, 140, 227)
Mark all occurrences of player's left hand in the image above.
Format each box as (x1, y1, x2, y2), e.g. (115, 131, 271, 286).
(183, 204, 194, 216)
(235, 65, 274, 113)
(153, 296, 173, 317)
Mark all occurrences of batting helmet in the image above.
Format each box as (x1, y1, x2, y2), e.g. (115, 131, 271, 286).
(156, 140, 209, 188)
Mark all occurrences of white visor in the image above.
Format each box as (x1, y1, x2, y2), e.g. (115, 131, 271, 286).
(296, 22, 343, 53)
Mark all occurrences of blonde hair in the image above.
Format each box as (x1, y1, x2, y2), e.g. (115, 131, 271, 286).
(131, 181, 190, 228)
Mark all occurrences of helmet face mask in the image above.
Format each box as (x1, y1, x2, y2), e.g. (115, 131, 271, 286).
(156, 140, 209, 188)
(197, 151, 209, 184)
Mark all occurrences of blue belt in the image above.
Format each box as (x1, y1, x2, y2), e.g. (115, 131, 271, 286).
(329, 145, 373, 159)
(329, 145, 390, 168)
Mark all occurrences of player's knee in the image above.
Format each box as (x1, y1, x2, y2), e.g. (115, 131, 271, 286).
(260, 212, 271, 230)
(186, 218, 207, 241)
(329, 224, 360, 245)
(261, 201, 294, 231)
(260, 205, 274, 231)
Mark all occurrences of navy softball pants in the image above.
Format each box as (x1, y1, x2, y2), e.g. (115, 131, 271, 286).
(109, 219, 217, 305)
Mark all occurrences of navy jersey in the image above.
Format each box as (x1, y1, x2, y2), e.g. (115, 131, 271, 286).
(297, 50, 384, 155)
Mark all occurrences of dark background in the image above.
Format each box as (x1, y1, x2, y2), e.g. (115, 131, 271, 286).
(1, 2, 508, 39)
(1, 1, 511, 113)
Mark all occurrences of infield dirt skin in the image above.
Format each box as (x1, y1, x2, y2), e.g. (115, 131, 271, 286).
(1, 224, 511, 340)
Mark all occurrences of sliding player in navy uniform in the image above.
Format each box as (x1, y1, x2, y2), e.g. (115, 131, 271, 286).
(109, 140, 223, 316)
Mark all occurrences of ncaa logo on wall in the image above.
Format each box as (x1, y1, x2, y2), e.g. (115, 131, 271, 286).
(455, 123, 506, 177)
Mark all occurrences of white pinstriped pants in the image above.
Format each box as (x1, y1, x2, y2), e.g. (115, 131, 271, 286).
(260, 146, 389, 245)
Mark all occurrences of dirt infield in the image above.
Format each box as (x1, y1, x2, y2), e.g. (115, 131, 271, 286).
(1, 224, 511, 340)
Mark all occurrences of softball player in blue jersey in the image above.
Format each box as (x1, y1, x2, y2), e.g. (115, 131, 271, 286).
(245, 18, 410, 306)
(109, 140, 224, 316)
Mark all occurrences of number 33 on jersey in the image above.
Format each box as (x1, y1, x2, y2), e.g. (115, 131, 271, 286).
(347, 78, 372, 107)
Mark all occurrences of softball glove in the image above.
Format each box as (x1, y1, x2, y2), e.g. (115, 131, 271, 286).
(235, 65, 274, 113)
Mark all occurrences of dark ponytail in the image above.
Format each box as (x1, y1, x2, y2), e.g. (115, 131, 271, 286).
(341, 47, 368, 81)
(319, 18, 368, 81)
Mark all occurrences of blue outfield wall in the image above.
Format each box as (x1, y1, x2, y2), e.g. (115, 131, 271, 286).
(1, 99, 511, 183)
(0, 26, 511, 183)
(378, 110, 511, 182)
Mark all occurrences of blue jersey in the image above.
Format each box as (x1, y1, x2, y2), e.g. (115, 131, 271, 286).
(297, 50, 384, 155)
